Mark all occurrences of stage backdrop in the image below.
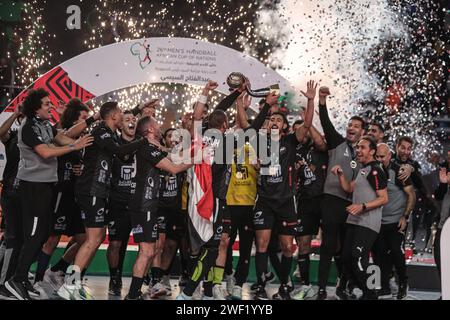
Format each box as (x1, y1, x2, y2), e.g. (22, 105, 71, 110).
(0, 37, 293, 175)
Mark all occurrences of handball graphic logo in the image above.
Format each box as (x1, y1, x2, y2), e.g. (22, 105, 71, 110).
(130, 40, 152, 69)
(254, 211, 263, 219)
(121, 166, 135, 180)
(57, 216, 66, 224)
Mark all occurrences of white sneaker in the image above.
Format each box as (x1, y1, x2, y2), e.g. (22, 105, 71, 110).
(149, 282, 167, 299)
(57, 282, 94, 300)
(225, 274, 236, 295)
(212, 285, 226, 300)
(161, 276, 172, 296)
(33, 282, 49, 300)
(192, 283, 203, 300)
(43, 269, 65, 292)
(292, 284, 314, 300)
(230, 285, 242, 300)
(57, 283, 83, 300)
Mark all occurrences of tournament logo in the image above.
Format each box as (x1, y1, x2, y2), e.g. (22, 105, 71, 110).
(254, 211, 263, 219)
(216, 226, 223, 234)
(153, 224, 159, 231)
(147, 177, 154, 187)
(101, 160, 108, 170)
(130, 40, 152, 69)
(57, 216, 66, 224)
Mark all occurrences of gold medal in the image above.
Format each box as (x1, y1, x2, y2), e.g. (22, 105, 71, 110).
(236, 172, 243, 179)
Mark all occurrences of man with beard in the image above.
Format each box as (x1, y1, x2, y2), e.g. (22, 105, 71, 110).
(292, 81, 328, 300)
(252, 90, 312, 299)
(394, 136, 431, 248)
(106, 110, 137, 296)
(316, 87, 365, 300)
(367, 123, 385, 144)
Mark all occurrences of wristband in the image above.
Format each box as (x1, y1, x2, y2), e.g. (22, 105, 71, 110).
(362, 203, 367, 211)
(85, 116, 95, 127)
(69, 144, 76, 151)
(198, 95, 208, 104)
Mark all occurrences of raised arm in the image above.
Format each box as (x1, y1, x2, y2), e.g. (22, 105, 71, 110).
(309, 125, 327, 152)
(318, 87, 345, 149)
(0, 108, 22, 143)
(193, 80, 219, 122)
(63, 112, 100, 139)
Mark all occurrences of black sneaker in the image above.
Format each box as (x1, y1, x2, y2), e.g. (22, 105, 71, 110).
(108, 277, 122, 296)
(335, 286, 349, 300)
(24, 280, 40, 298)
(254, 285, 269, 300)
(272, 284, 292, 300)
(124, 292, 143, 300)
(0, 285, 17, 300)
(143, 274, 151, 286)
(316, 288, 327, 300)
(377, 287, 392, 299)
(5, 279, 31, 300)
(397, 283, 408, 300)
(250, 282, 259, 291)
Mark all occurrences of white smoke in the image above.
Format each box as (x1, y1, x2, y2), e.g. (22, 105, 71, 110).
(252, 0, 406, 132)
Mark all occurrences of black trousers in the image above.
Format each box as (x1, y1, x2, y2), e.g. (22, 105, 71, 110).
(13, 181, 54, 282)
(225, 205, 255, 286)
(342, 224, 378, 295)
(373, 223, 407, 289)
(0, 190, 23, 284)
(318, 194, 350, 289)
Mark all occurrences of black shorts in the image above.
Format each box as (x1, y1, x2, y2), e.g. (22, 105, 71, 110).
(76, 195, 108, 229)
(156, 210, 167, 234)
(297, 195, 322, 237)
(130, 208, 158, 243)
(51, 190, 84, 236)
(158, 207, 186, 241)
(213, 199, 231, 242)
(253, 196, 298, 236)
(107, 200, 132, 242)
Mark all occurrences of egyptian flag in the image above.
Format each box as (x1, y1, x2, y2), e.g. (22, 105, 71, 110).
(186, 140, 214, 252)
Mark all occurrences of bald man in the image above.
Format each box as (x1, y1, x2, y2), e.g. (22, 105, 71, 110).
(373, 143, 416, 300)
